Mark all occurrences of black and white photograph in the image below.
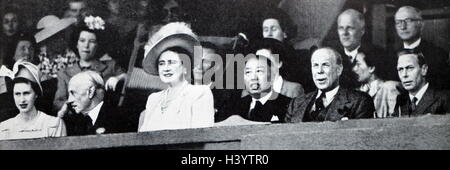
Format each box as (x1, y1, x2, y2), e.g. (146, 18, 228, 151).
(0, 0, 449, 156)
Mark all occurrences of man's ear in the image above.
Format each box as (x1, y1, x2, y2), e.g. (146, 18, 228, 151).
(337, 65, 343, 76)
(278, 61, 283, 69)
(368, 66, 375, 75)
(283, 32, 287, 39)
(88, 86, 96, 99)
(421, 64, 428, 77)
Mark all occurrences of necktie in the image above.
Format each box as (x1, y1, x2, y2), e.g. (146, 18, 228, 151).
(410, 97, 418, 113)
(309, 92, 326, 121)
(85, 115, 94, 132)
(315, 92, 326, 112)
(248, 101, 263, 120)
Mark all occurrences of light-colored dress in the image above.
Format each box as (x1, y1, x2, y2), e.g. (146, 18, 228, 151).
(138, 84, 215, 132)
(358, 80, 401, 118)
(0, 111, 67, 140)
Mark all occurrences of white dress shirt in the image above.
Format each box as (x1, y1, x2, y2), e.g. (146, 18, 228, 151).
(315, 86, 340, 109)
(344, 46, 360, 63)
(87, 101, 104, 125)
(249, 90, 273, 111)
(409, 83, 429, 106)
(403, 38, 421, 49)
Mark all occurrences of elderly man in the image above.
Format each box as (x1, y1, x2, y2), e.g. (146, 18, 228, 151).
(286, 47, 374, 123)
(394, 6, 450, 90)
(335, 9, 396, 89)
(393, 51, 450, 117)
(60, 71, 130, 136)
(227, 53, 291, 123)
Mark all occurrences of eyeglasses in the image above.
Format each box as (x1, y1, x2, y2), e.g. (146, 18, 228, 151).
(395, 18, 422, 26)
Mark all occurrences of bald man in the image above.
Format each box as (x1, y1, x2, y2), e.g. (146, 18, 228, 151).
(285, 47, 374, 123)
(334, 9, 396, 89)
(394, 6, 450, 90)
(61, 71, 131, 136)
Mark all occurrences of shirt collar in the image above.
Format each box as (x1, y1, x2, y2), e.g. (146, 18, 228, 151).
(252, 90, 273, 105)
(409, 83, 429, 104)
(88, 101, 104, 125)
(344, 46, 360, 62)
(404, 38, 422, 49)
(317, 86, 340, 102)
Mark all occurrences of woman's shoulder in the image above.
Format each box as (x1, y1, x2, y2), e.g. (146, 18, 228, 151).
(0, 116, 17, 130)
(185, 85, 213, 98)
(37, 111, 64, 127)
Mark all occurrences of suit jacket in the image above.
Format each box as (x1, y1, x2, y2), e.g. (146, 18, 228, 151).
(64, 102, 131, 136)
(286, 87, 375, 123)
(393, 87, 450, 117)
(395, 40, 450, 90)
(228, 91, 291, 123)
(280, 79, 305, 99)
(212, 88, 241, 122)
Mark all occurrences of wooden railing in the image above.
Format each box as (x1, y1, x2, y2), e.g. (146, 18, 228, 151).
(1, 114, 449, 150)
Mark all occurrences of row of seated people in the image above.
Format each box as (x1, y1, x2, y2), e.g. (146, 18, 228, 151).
(1, 19, 449, 140)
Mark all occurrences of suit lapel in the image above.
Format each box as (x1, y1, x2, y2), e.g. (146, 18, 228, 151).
(412, 88, 437, 115)
(302, 91, 318, 121)
(324, 88, 351, 120)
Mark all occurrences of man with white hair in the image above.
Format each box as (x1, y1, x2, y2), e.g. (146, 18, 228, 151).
(286, 47, 374, 123)
(60, 71, 131, 135)
(394, 6, 450, 90)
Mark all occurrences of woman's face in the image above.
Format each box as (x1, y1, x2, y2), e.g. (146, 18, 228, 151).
(14, 40, 34, 62)
(77, 31, 98, 61)
(14, 82, 37, 114)
(2, 13, 19, 36)
(158, 50, 186, 86)
(352, 53, 374, 83)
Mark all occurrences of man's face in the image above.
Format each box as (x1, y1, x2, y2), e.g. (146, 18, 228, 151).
(14, 83, 37, 114)
(311, 49, 342, 91)
(244, 56, 274, 97)
(395, 8, 423, 42)
(107, 0, 121, 15)
(193, 48, 220, 83)
(397, 54, 427, 93)
(337, 13, 364, 51)
(14, 40, 34, 62)
(68, 79, 93, 114)
(352, 53, 374, 83)
(262, 18, 286, 42)
(2, 13, 19, 36)
(67, 1, 86, 19)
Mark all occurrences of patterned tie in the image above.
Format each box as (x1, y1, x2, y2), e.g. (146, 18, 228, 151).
(315, 92, 326, 112)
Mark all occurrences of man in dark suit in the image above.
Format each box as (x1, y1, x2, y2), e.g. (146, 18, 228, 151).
(335, 9, 397, 89)
(393, 51, 450, 117)
(394, 6, 450, 90)
(227, 54, 291, 123)
(286, 47, 374, 123)
(59, 71, 131, 136)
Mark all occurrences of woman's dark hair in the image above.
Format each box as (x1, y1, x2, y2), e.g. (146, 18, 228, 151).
(69, 23, 108, 59)
(260, 7, 297, 41)
(12, 77, 41, 97)
(358, 49, 388, 80)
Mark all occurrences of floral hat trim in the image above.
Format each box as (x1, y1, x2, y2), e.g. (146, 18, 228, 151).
(84, 16, 105, 30)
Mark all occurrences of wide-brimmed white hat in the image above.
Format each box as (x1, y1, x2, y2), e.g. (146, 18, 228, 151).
(143, 22, 202, 76)
(34, 15, 77, 43)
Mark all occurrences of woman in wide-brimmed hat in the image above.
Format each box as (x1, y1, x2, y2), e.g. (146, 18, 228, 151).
(0, 61, 66, 140)
(138, 22, 214, 132)
(53, 15, 126, 114)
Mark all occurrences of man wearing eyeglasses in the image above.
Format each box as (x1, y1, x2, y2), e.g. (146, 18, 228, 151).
(394, 6, 450, 90)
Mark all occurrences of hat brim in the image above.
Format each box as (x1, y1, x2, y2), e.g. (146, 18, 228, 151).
(34, 18, 76, 43)
(143, 33, 202, 76)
